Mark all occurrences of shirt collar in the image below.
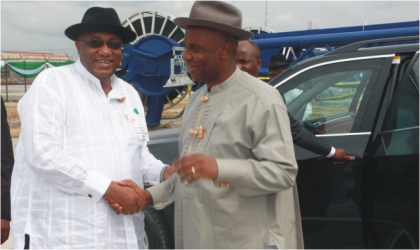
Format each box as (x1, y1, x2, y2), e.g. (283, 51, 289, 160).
(207, 67, 242, 94)
(75, 59, 124, 99)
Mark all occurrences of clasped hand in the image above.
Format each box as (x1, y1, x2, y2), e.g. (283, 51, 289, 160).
(106, 154, 218, 214)
(104, 180, 148, 215)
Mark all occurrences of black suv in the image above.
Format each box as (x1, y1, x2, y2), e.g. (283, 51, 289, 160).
(145, 36, 419, 249)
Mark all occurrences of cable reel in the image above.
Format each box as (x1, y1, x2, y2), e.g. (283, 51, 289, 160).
(118, 11, 190, 127)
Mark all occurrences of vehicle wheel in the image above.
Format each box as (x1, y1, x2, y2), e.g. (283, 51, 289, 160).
(144, 206, 174, 249)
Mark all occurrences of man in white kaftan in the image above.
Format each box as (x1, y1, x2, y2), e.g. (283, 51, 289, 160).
(10, 7, 168, 249)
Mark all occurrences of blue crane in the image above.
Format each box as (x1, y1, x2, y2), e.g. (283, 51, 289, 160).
(252, 20, 419, 76)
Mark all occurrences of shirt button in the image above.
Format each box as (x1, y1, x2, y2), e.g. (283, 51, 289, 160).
(163, 199, 167, 203)
(88, 194, 93, 198)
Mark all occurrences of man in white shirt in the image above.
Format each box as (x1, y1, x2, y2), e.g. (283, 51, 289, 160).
(11, 7, 171, 249)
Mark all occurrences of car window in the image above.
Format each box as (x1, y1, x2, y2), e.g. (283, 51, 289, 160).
(278, 58, 384, 135)
(379, 57, 419, 156)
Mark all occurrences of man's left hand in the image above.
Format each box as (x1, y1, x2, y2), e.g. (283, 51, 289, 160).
(174, 154, 218, 183)
(1, 219, 10, 244)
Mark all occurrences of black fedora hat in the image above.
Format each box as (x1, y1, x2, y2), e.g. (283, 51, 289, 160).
(266, 54, 290, 68)
(65, 7, 136, 44)
(174, 1, 253, 41)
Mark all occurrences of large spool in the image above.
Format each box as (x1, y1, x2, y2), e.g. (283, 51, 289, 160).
(118, 11, 188, 127)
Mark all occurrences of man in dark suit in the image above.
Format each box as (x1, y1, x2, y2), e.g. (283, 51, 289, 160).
(236, 40, 354, 161)
(1, 97, 14, 244)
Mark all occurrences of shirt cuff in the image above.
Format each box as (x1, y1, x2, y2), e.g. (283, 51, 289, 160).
(144, 164, 167, 186)
(213, 158, 245, 188)
(160, 166, 169, 182)
(326, 147, 335, 158)
(80, 170, 112, 203)
(147, 180, 175, 209)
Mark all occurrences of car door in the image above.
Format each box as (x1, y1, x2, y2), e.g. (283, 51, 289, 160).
(361, 54, 419, 249)
(273, 54, 397, 248)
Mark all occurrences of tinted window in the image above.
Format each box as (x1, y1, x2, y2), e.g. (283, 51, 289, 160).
(278, 59, 383, 135)
(380, 57, 419, 156)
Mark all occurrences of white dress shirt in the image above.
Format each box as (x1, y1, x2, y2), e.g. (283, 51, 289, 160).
(11, 59, 166, 249)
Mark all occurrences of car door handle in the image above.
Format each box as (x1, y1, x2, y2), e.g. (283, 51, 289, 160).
(317, 154, 360, 165)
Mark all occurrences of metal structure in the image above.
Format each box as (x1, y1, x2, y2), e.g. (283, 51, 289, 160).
(252, 20, 419, 76)
(119, 14, 419, 127)
(243, 26, 274, 35)
(119, 11, 188, 127)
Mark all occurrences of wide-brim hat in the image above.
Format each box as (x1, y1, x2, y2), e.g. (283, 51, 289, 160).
(65, 7, 136, 44)
(266, 54, 290, 67)
(174, 1, 253, 41)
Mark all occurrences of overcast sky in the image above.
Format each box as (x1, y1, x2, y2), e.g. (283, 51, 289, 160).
(1, 1, 419, 60)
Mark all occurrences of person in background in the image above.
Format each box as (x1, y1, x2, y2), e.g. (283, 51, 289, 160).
(1, 97, 14, 245)
(267, 53, 313, 119)
(267, 54, 289, 79)
(236, 40, 354, 162)
(10, 7, 172, 249)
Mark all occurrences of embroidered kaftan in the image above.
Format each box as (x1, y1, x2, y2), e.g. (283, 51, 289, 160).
(148, 68, 304, 249)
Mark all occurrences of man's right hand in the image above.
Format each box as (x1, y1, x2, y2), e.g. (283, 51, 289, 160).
(103, 181, 141, 215)
(332, 148, 355, 164)
(118, 180, 153, 212)
(106, 180, 153, 215)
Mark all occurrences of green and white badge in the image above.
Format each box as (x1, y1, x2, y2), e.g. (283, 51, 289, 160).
(122, 95, 149, 141)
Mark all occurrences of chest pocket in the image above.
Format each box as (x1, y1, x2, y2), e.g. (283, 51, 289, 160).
(121, 109, 140, 143)
(120, 99, 149, 143)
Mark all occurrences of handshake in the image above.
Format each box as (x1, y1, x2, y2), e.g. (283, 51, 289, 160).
(103, 164, 178, 215)
(104, 179, 151, 215)
(103, 154, 219, 215)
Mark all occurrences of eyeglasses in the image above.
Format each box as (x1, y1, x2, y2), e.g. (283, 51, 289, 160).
(78, 38, 123, 50)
